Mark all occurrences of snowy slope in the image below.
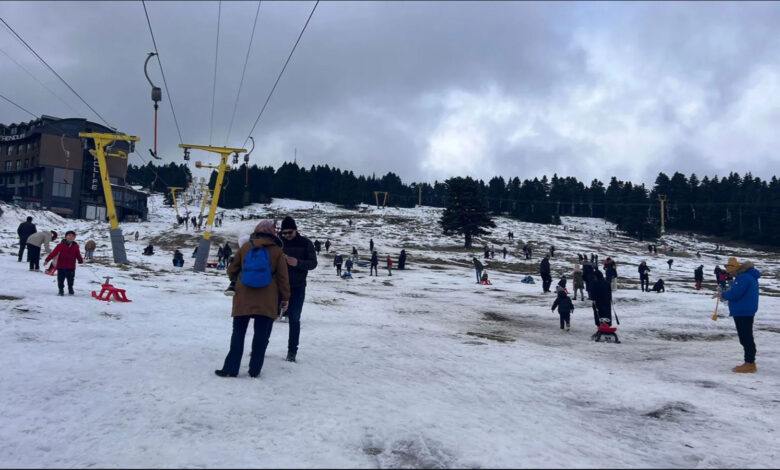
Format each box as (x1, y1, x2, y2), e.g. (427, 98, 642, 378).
(1, 195, 779, 468)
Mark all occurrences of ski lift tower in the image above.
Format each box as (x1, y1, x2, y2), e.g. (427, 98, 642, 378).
(79, 132, 140, 264)
(180, 144, 246, 272)
(168, 186, 183, 217)
(658, 194, 667, 234)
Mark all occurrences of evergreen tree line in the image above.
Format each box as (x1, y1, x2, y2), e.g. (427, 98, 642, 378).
(126, 162, 193, 205)
(127, 161, 780, 247)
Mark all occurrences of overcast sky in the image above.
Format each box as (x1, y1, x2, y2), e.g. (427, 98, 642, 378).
(2, 1, 780, 187)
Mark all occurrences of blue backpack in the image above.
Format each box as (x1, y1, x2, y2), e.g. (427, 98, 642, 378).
(241, 246, 273, 288)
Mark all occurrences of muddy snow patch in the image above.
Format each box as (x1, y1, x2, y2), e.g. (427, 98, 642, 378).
(0, 294, 22, 300)
(644, 401, 694, 421)
(366, 437, 460, 469)
(466, 331, 514, 343)
(655, 331, 732, 342)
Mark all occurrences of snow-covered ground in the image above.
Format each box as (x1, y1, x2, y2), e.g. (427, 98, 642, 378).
(1, 195, 779, 468)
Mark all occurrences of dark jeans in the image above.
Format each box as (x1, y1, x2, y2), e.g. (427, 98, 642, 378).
(733, 316, 756, 363)
(287, 286, 306, 355)
(573, 287, 584, 300)
(541, 274, 552, 293)
(335, 264, 342, 276)
(18, 239, 28, 261)
(370, 265, 378, 276)
(57, 269, 75, 292)
(220, 315, 275, 376)
(27, 244, 41, 270)
(475, 268, 482, 283)
(640, 276, 649, 292)
(559, 311, 570, 329)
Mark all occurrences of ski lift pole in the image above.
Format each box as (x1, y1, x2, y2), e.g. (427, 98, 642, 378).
(199, 188, 212, 221)
(168, 186, 183, 217)
(79, 132, 140, 264)
(144, 52, 162, 157)
(179, 144, 246, 272)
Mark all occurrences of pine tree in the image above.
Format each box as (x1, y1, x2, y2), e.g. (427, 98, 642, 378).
(439, 177, 495, 248)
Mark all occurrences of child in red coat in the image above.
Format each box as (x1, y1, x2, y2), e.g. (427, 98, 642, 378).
(45, 230, 83, 296)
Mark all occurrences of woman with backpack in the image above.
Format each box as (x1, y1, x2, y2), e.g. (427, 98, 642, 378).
(215, 220, 290, 378)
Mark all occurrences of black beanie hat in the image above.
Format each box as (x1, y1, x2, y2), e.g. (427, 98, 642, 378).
(281, 216, 297, 231)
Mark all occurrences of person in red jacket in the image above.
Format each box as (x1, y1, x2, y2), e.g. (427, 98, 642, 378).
(45, 230, 84, 296)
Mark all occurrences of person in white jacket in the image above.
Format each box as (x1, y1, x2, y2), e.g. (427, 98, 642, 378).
(26, 230, 57, 271)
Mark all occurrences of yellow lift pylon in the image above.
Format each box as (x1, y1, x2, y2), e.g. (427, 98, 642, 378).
(79, 132, 139, 264)
(180, 144, 246, 272)
(168, 186, 183, 218)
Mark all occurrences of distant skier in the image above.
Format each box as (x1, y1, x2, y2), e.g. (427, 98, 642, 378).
(638, 261, 650, 292)
(551, 288, 574, 331)
(694, 265, 704, 290)
(473, 256, 484, 283)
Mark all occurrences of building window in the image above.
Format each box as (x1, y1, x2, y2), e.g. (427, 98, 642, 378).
(24, 159, 29, 168)
(5, 162, 11, 171)
(26, 143, 32, 152)
(16, 160, 21, 170)
(52, 181, 72, 198)
(6, 146, 11, 156)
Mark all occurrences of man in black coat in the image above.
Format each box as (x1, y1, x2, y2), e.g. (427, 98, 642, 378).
(590, 269, 612, 327)
(582, 261, 595, 299)
(539, 255, 552, 293)
(279, 216, 318, 362)
(17, 216, 37, 262)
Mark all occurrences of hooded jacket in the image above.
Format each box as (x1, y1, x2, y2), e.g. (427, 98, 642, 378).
(721, 262, 761, 317)
(552, 291, 574, 315)
(227, 233, 290, 319)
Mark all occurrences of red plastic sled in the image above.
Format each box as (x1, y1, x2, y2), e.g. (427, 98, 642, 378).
(92, 282, 132, 302)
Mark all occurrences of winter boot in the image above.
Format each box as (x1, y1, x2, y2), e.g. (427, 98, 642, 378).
(58, 289, 64, 296)
(732, 362, 757, 373)
(223, 281, 236, 296)
(214, 369, 237, 377)
(566, 323, 571, 331)
(286, 352, 297, 362)
(68, 288, 74, 295)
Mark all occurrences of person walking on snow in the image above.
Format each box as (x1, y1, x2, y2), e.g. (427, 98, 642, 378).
(44, 230, 83, 296)
(345, 257, 353, 275)
(604, 257, 618, 292)
(719, 257, 761, 373)
(552, 289, 574, 331)
(473, 256, 484, 283)
(314, 240, 321, 254)
(398, 249, 407, 270)
(216, 220, 290, 378)
(694, 265, 704, 290)
(324, 239, 331, 253)
(502, 247, 507, 259)
(17, 216, 36, 262)
(369, 238, 374, 253)
(278, 216, 318, 362)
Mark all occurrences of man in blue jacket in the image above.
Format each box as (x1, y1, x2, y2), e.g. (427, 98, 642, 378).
(719, 257, 761, 373)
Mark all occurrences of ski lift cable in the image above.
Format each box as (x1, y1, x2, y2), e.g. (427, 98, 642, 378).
(209, 0, 222, 147)
(0, 17, 114, 130)
(225, 0, 262, 147)
(0, 47, 81, 116)
(0, 91, 38, 119)
(241, 0, 319, 149)
(141, 0, 185, 144)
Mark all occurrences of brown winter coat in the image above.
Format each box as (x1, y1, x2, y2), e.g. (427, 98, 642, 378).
(84, 240, 96, 251)
(226, 233, 290, 319)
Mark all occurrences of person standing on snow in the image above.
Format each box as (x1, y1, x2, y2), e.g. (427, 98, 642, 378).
(572, 266, 585, 301)
(44, 230, 83, 296)
(278, 216, 318, 362)
(370, 251, 379, 276)
(604, 257, 618, 292)
(472, 256, 484, 283)
(398, 249, 407, 270)
(216, 220, 290, 378)
(719, 257, 761, 373)
(502, 247, 507, 259)
(313, 240, 321, 254)
(551, 289, 574, 331)
(590, 269, 612, 328)
(84, 239, 96, 261)
(17, 216, 36, 262)
(638, 261, 651, 292)
(324, 239, 331, 254)
(694, 265, 704, 290)
(333, 252, 344, 277)
(539, 255, 553, 293)
(369, 238, 374, 253)
(386, 255, 393, 276)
